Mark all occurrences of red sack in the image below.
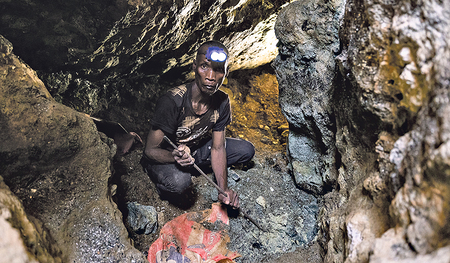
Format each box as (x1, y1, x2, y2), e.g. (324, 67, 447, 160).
(148, 203, 240, 263)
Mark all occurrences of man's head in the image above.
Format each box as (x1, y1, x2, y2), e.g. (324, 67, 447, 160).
(197, 40, 229, 62)
(193, 40, 229, 96)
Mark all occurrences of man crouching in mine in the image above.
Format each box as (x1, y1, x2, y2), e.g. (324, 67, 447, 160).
(141, 40, 255, 209)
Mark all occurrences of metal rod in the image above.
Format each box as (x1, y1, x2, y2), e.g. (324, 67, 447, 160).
(163, 135, 267, 232)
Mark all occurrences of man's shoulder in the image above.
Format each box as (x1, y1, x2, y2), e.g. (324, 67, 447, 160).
(214, 89, 229, 100)
(161, 84, 190, 108)
(212, 89, 229, 106)
(167, 84, 188, 98)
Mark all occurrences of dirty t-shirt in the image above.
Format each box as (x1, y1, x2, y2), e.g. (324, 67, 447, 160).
(150, 82, 231, 149)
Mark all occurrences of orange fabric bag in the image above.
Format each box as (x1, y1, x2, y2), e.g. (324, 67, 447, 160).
(148, 203, 240, 263)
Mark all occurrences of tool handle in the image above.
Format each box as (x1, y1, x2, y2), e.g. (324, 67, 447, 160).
(193, 164, 228, 197)
(163, 136, 227, 196)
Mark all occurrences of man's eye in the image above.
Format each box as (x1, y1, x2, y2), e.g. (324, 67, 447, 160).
(201, 64, 208, 69)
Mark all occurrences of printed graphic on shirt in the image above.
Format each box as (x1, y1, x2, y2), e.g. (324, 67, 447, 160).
(176, 127, 191, 138)
(179, 126, 209, 144)
(169, 85, 187, 97)
(182, 116, 200, 130)
(210, 110, 219, 123)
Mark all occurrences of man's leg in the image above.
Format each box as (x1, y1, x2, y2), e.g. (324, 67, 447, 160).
(193, 137, 255, 168)
(223, 137, 255, 165)
(144, 162, 193, 197)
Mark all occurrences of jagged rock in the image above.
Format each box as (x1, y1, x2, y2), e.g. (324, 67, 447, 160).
(378, 246, 450, 263)
(317, 0, 450, 261)
(255, 196, 266, 209)
(382, 88, 450, 258)
(0, 176, 61, 263)
(273, 0, 345, 194)
(273, 0, 450, 261)
(0, 35, 146, 262)
(127, 202, 158, 235)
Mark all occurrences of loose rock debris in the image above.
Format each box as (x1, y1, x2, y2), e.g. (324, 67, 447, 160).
(113, 150, 319, 262)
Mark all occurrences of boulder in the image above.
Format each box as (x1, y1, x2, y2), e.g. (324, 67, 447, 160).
(273, 0, 345, 194)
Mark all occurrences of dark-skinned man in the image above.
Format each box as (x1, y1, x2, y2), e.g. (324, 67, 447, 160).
(141, 40, 255, 209)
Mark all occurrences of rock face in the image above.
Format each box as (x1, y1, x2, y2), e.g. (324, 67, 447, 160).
(2, 0, 450, 262)
(273, 0, 345, 194)
(273, 0, 450, 262)
(0, 35, 146, 262)
(0, 176, 61, 263)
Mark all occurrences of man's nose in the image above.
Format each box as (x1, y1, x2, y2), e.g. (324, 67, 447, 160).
(205, 68, 215, 80)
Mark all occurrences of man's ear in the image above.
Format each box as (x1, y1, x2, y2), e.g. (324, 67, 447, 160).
(192, 58, 197, 70)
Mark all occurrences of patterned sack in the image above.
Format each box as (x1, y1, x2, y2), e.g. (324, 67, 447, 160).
(148, 203, 240, 263)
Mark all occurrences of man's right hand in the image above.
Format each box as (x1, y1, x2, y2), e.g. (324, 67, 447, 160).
(218, 188, 240, 210)
(172, 144, 195, 166)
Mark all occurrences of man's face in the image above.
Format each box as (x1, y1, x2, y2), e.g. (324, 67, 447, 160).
(193, 45, 228, 96)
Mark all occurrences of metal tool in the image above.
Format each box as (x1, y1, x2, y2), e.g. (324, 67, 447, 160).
(163, 135, 267, 232)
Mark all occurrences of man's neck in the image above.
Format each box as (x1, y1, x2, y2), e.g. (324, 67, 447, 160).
(191, 82, 211, 115)
(191, 82, 211, 105)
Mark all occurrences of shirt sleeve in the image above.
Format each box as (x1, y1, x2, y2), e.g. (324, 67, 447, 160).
(212, 95, 232, 131)
(150, 94, 179, 135)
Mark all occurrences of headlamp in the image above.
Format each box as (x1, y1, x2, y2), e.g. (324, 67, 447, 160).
(205, 47, 227, 62)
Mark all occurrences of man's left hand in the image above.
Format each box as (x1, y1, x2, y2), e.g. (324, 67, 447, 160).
(218, 189, 239, 209)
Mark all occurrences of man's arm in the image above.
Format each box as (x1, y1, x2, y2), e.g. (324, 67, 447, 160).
(144, 128, 194, 166)
(211, 130, 239, 209)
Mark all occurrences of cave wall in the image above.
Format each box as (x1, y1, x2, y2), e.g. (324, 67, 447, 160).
(1, 0, 450, 262)
(0, 35, 146, 262)
(0, 1, 293, 262)
(273, 0, 450, 262)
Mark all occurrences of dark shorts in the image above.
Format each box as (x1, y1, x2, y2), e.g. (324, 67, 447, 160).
(141, 137, 255, 196)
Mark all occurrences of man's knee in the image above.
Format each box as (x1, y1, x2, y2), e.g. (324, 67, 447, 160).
(226, 138, 255, 165)
(144, 162, 193, 195)
(240, 140, 255, 163)
(162, 174, 192, 194)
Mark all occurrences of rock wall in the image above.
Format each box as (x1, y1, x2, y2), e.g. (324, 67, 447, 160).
(273, 0, 345, 194)
(273, 0, 450, 262)
(0, 175, 61, 263)
(0, 35, 146, 262)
